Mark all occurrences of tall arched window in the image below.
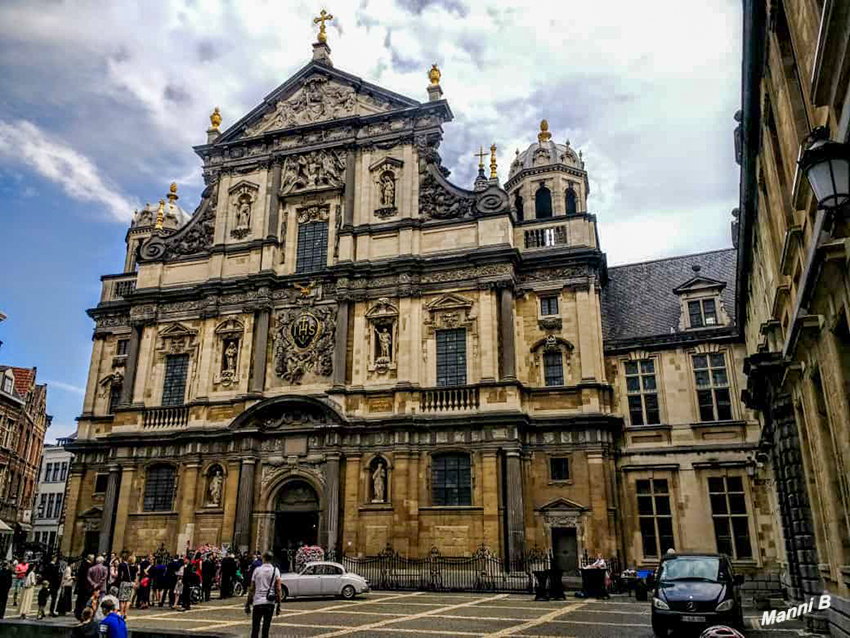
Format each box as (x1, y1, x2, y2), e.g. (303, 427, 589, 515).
(565, 188, 577, 215)
(431, 453, 471, 506)
(535, 185, 552, 218)
(514, 194, 524, 221)
(143, 465, 176, 512)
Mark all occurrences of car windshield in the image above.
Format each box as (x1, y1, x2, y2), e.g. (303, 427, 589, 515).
(659, 557, 720, 582)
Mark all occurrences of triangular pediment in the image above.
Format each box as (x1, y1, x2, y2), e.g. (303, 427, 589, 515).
(672, 275, 727, 295)
(159, 323, 196, 338)
(218, 62, 420, 142)
(537, 497, 588, 512)
(79, 506, 103, 519)
(425, 293, 474, 313)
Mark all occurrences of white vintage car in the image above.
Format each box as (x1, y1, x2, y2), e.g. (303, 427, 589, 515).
(279, 561, 370, 600)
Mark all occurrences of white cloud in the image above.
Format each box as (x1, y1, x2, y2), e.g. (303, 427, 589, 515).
(0, 119, 140, 222)
(44, 380, 86, 396)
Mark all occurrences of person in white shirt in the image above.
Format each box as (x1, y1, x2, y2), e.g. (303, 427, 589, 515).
(244, 552, 282, 638)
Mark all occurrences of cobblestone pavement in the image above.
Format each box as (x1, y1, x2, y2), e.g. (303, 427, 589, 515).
(14, 592, 814, 637)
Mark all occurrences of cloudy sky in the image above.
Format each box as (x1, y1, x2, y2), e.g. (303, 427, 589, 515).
(0, 0, 742, 441)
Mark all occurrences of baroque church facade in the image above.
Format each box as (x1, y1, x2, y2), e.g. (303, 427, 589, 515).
(63, 34, 782, 585)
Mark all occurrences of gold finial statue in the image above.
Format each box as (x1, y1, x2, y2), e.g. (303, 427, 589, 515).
(314, 9, 334, 44)
(209, 107, 222, 131)
(167, 182, 179, 203)
(428, 64, 441, 86)
(489, 143, 498, 179)
(155, 199, 165, 230)
(474, 146, 487, 169)
(538, 119, 552, 143)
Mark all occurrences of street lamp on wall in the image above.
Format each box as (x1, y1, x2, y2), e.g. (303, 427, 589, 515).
(799, 126, 850, 210)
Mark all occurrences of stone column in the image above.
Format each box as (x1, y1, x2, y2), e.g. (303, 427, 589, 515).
(111, 466, 136, 553)
(233, 458, 257, 553)
(119, 325, 142, 405)
(98, 465, 121, 555)
(499, 287, 517, 380)
(221, 460, 242, 548)
(333, 302, 350, 387)
(60, 466, 85, 557)
(325, 454, 341, 555)
(176, 462, 201, 554)
(344, 149, 356, 226)
(250, 310, 270, 393)
(504, 450, 525, 566)
(267, 162, 282, 241)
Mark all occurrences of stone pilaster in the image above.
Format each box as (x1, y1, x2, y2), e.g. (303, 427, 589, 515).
(406, 452, 420, 556)
(325, 454, 341, 554)
(221, 460, 242, 547)
(499, 287, 516, 380)
(233, 458, 256, 553)
(60, 467, 84, 556)
(110, 466, 136, 553)
(481, 451, 500, 550)
(344, 149, 356, 226)
(98, 465, 121, 555)
(250, 310, 270, 393)
(342, 455, 361, 554)
(333, 301, 350, 387)
(176, 462, 201, 554)
(267, 162, 282, 241)
(505, 450, 525, 565)
(119, 325, 142, 405)
(392, 453, 410, 556)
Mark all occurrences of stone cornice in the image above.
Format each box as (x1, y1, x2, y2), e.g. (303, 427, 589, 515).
(603, 325, 739, 355)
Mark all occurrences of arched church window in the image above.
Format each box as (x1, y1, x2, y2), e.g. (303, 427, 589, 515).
(515, 194, 524, 221)
(143, 464, 176, 512)
(565, 187, 577, 215)
(431, 453, 471, 506)
(535, 185, 552, 219)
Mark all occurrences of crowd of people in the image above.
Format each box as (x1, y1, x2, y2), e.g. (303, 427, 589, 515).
(0, 546, 271, 622)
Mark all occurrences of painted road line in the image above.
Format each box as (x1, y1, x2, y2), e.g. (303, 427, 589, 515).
(311, 593, 510, 638)
(485, 602, 588, 638)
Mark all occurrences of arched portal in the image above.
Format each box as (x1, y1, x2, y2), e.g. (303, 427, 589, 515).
(273, 479, 321, 567)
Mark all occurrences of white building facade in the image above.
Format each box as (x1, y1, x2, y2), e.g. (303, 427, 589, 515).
(32, 444, 72, 552)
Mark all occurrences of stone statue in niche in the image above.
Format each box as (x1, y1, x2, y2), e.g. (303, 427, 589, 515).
(378, 327, 392, 360)
(229, 183, 258, 240)
(236, 198, 251, 230)
(218, 339, 238, 387)
(208, 468, 223, 506)
(380, 172, 395, 207)
(372, 463, 386, 503)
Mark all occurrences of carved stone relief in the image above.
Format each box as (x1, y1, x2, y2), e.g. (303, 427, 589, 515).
(139, 180, 218, 261)
(280, 149, 345, 195)
(272, 304, 337, 384)
(246, 76, 357, 135)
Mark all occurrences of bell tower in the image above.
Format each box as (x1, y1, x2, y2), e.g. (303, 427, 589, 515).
(505, 120, 589, 221)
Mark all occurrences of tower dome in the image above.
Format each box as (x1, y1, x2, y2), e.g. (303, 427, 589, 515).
(504, 120, 589, 221)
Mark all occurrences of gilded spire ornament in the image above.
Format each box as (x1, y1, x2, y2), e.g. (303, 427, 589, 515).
(167, 182, 179, 203)
(314, 9, 334, 43)
(428, 64, 441, 85)
(489, 143, 498, 179)
(538, 119, 552, 143)
(209, 106, 222, 131)
(155, 199, 165, 230)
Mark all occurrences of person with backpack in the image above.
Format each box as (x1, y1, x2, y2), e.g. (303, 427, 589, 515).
(244, 552, 281, 638)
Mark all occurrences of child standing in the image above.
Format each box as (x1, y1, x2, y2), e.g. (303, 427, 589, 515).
(37, 580, 50, 619)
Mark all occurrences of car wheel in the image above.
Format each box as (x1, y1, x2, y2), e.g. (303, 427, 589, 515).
(280, 586, 288, 602)
(341, 585, 356, 600)
(651, 615, 667, 637)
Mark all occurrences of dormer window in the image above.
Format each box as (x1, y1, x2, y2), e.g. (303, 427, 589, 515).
(688, 299, 718, 328)
(2, 376, 11, 394)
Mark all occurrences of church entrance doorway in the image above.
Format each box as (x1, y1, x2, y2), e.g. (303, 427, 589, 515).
(273, 480, 320, 571)
(552, 527, 578, 575)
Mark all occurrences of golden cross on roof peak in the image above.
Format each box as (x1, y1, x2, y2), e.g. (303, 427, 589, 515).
(314, 9, 334, 44)
(473, 146, 487, 169)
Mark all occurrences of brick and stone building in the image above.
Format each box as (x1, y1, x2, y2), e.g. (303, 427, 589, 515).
(0, 365, 50, 554)
(737, 1, 850, 634)
(62, 30, 781, 588)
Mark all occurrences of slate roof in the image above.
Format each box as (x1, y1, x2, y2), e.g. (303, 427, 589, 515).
(601, 248, 738, 343)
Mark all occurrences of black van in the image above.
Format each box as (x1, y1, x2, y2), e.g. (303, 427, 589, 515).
(651, 553, 744, 636)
